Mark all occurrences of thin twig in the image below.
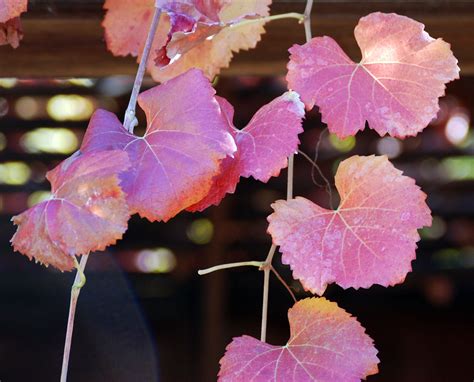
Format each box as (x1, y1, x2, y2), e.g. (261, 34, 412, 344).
(123, 3, 162, 133)
(198, 261, 263, 275)
(230, 12, 305, 30)
(304, 0, 314, 42)
(60, 255, 89, 382)
(270, 265, 297, 303)
(260, 244, 276, 342)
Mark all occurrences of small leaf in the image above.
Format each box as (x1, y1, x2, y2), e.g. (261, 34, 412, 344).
(219, 297, 379, 382)
(268, 155, 432, 295)
(81, 69, 236, 222)
(102, 0, 271, 82)
(188, 91, 304, 212)
(11, 151, 131, 271)
(0, 0, 27, 48)
(287, 12, 460, 138)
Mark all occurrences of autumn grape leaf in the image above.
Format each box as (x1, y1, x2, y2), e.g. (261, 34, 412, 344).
(287, 12, 460, 138)
(103, 0, 271, 82)
(0, 0, 27, 48)
(188, 91, 304, 212)
(11, 151, 131, 271)
(219, 297, 379, 382)
(81, 69, 236, 222)
(268, 155, 432, 295)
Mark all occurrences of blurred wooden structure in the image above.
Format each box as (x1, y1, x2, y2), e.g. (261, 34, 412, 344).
(0, 0, 473, 77)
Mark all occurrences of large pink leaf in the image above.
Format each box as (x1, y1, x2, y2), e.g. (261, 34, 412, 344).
(287, 12, 460, 138)
(0, 0, 27, 48)
(81, 69, 236, 222)
(188, 91, 304, 212)
(11, 151, 131, 271)
(219, 297, 379, 382)
(103, 0, 271, 82)
(268, 155, 432, 295)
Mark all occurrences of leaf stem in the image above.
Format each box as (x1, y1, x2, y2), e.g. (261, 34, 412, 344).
(271, 265, 297, 303)
(60, 255, 89, 382)
(230, 12, 305, 30)
(123, 2, 162, 133)
(198, 261, 263, 275)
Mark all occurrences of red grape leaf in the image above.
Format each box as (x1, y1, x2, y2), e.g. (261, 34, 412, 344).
(268, 155, 432, 295)
(0, 0, 27, 48)
(81, 69, 236, 222)
(287, 12, 460, 138)
(103, 0, 271, 82)
(219, 297, 379, 382)
(11, 151, 131, 271)
(188, 91, 304, 212)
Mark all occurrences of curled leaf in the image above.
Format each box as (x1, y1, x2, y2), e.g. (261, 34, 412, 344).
(81, 69, 236, 222)
(103, 0, 271, 82)
(268, 155, 432, 295)
(0, 0, 27, 48)
(287, 12, 460, 138)
(219, 297, 379, 382)
(188, 91, 304, 212)
(11, 151, 131, 271)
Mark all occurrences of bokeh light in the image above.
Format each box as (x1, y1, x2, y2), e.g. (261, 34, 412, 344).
(21, 127, 79, 154)
(0, 162, 31, 185)
(46, 95, 94, 121)
(376, 136, 402, 158)
(135, 248, 177, 274)
(27, 191, 52, 207)
(329, 134, 356, 152)
(187, 218, 214, 244)
(445, 112, 470, 145)
(15, 97, 40, 120)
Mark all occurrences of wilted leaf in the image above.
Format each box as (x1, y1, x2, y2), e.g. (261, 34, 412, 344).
(11, 151, 131, 271)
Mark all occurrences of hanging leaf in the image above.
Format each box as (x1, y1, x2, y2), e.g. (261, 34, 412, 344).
(188, 91, 304, 212)
(103, 0, 271, 82)
(268, 155, 432, 295)
(81, 69, 236, 222)
(11, 151, 131, 271)
(219, 297, 379, 382)
(0, 0, 27, 48)
(287, 12, 460, 138)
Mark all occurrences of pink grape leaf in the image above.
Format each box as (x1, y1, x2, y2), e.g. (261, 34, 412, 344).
(268, 155, 432, 295)
(188, 91, 304, 212)
(287, 12, 460, 138)
(103, 0, 271, 82)
(81, 69, 236, 222)
(11, 151, 131, 271)
(218, 297, 379, 382)
(0, 0, 27, 48)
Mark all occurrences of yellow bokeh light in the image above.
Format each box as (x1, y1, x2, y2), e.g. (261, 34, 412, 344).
(67, 78, 95, 88)
(21, 127, 78, 154)
(329, 134, 356, 152)
(136, 248, 177, 273)
(187, 218, 214, 245)
(0, 78, 18, 88)
(0, 132, 6, 152)
(15, 96, 40, 120)
(0, 162, 31, 185)
(47, 95, 94, 121)
(27, 191, 52, 207)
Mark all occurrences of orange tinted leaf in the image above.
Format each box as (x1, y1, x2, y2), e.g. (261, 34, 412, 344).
(219, 298, 379, 382)
(11, 151, 131, 271)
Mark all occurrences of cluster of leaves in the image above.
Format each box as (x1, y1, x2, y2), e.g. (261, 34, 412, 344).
(9, 1, 460, 380)
(0, 0, 27, 48)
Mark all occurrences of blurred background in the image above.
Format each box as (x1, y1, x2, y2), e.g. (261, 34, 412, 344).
(0, 1, 473, 382)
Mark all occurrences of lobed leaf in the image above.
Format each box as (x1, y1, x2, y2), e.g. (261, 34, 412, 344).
(219, 297, 379, 382)
(287, 12, 460, 138)
(81, 69, 236, 222)
(188, 91, 304, 212)
(268, 155, 432, 295)
(11, 151, 131, 271)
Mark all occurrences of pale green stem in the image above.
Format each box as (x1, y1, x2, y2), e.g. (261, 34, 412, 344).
(230, 12, 305, 30)
(198, 261, 263, 275)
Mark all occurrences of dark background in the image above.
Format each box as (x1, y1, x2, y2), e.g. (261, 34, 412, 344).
(0, 1, 473, 382)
